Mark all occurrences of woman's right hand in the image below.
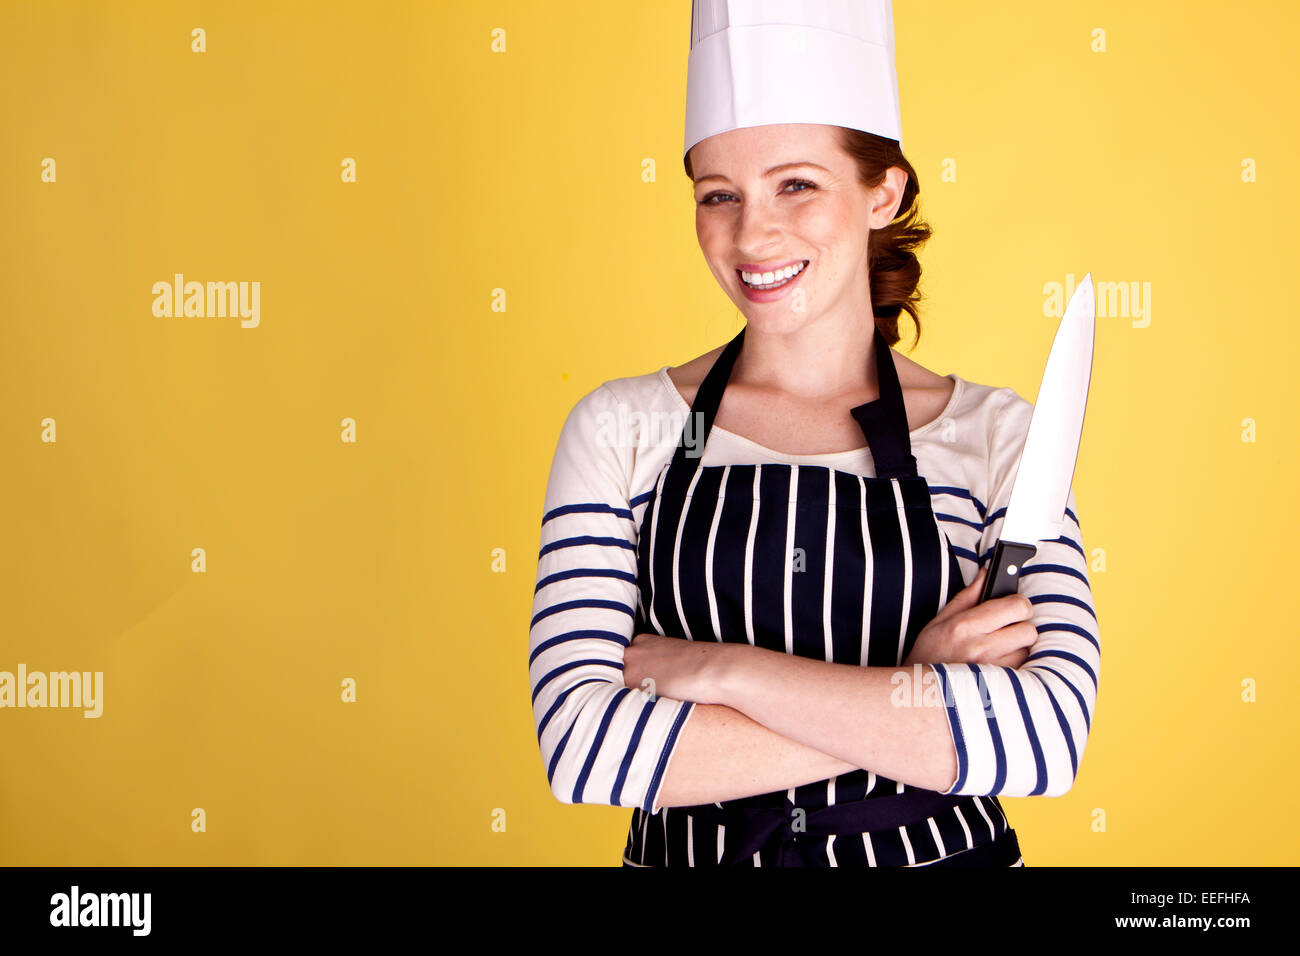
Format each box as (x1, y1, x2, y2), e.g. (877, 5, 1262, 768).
(903, 566, 1038, 670)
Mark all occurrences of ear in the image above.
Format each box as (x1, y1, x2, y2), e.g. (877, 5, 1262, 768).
(869, 166, 909, 227)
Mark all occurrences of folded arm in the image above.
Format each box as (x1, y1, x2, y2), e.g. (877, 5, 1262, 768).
(530, 385, 857, 812)
(653, 663, 955, 808)
(657, 391, 1101, 802)
(655, 509, 1097, 801)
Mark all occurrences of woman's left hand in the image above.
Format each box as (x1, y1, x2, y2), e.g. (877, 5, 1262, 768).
(623, 633, 730, 705)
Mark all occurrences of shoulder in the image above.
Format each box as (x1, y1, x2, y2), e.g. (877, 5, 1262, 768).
(545, 365, 682, 497)
(597, 364, 684, 416)
(938, 373, 1030, 451)
(557, 363, 678, 429)
(937, 375, 1036, 507)
(945, 373, 1028, 427)
(661, 344, 727, 405)
(890, 346, 952, 391)
(912, 369, 1030, 497)
(898, 360, 959, 432)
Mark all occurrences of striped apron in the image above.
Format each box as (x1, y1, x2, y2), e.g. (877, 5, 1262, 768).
(623, 323, 1023, 867)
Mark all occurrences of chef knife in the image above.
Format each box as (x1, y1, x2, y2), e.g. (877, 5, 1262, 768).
(979, 273, 1096, 603)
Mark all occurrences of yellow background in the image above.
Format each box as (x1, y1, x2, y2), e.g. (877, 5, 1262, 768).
(1, 0, 1296, 865)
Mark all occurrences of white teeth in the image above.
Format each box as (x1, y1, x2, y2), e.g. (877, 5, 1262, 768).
(741, 261, 806, 289)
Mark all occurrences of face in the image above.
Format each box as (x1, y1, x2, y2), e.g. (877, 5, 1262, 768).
(689, 123, 907, 336)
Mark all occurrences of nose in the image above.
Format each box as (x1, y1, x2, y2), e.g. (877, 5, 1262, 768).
(733, 198, 784, 260)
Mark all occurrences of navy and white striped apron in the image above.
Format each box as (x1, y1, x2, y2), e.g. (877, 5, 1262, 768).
(623, 323, 1024, 867)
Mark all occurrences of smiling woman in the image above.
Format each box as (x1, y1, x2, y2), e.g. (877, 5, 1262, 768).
(527, 0, 1100, 868)
(687, 128, 930, 349)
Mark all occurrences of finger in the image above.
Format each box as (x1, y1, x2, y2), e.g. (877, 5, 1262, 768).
(988, 647, 1030, 670)
(1006, 619, 1040, 650)
(979, 622, 1039, 661)
(934, 566, 988, 621)
(964, 565, 988, 592)
(964, 590, 1034, 635)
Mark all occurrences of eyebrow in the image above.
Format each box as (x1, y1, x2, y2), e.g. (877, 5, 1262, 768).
(693, 161, 831, 185)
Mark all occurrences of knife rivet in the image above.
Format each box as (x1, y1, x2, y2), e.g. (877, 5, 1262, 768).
(1008, 565, 1019, 575)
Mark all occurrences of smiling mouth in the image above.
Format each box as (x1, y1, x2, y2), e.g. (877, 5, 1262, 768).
(738, 260, 809, 290)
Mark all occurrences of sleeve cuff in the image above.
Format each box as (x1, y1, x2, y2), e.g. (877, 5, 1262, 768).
(645, 701, 696, 814)
(927, 663, 967, 795)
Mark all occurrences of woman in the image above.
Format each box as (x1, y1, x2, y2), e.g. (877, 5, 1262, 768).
(527, 3, 1099, 867)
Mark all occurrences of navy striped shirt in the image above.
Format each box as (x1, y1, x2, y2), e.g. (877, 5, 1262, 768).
(529, 366, 1100, 814)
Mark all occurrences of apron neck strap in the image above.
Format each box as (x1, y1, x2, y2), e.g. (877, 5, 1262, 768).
(850, 326, 918, 479)
(672, 323, 917, 479)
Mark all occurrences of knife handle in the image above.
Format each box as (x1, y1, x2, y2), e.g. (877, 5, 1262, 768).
(979, 540, 1039, 602)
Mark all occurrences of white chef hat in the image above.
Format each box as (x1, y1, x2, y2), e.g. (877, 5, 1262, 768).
(683, 0, 903, 172)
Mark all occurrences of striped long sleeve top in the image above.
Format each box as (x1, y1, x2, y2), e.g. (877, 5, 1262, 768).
(528, 363, 1100, 812)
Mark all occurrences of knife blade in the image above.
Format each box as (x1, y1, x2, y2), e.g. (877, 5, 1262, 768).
(979, 273, 1096, 603)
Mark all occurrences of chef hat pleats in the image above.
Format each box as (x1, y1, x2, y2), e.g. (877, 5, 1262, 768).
(684, 0, 903, 168)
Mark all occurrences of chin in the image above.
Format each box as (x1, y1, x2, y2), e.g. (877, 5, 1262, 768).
(733, 309, 819, 336)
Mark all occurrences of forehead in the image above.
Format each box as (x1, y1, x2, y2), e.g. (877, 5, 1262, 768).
(690, 124, 845, 178)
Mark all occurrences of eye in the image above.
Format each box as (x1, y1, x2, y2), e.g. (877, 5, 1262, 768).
(697, 179, 817, 206)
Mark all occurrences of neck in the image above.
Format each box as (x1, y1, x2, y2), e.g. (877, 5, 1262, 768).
(734, 310, 883, 401)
